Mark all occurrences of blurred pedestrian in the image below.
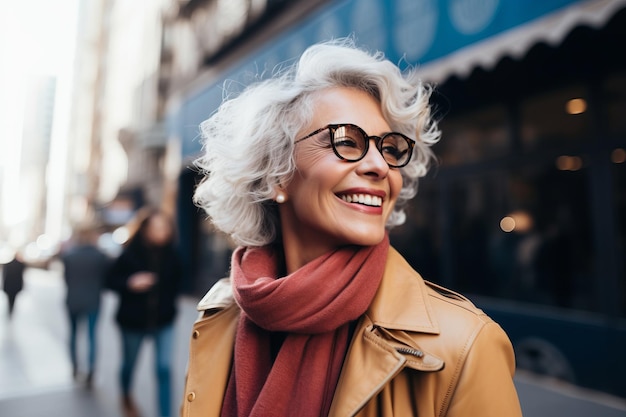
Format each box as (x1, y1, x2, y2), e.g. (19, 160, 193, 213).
(60, 225, 111, 387)
(2, 249, 25, 318)
(107, 208, 182, 417)
(181, 38, 522, 417)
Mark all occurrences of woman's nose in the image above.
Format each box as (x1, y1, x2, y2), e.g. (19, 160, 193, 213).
(356, 138, 389, 178)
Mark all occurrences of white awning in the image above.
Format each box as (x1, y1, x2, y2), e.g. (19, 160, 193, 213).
(417, 0, 626, 83)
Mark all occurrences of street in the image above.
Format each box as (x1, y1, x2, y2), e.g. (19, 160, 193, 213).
(1, 265, 625, 417)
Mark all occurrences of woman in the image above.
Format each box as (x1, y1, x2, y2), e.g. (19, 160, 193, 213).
(108, 208, 182, 417)
(182, 39, 522, 417)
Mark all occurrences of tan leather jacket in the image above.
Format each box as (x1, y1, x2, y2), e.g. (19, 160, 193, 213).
(180, 247, 522, 417)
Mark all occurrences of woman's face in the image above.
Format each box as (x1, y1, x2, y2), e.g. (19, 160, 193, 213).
(279, 87, 403, 263)
(144, 213, 172, 246)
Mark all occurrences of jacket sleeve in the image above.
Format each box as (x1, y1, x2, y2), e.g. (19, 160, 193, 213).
(444, 320, 523, 417)
(106, 251, 136, 293)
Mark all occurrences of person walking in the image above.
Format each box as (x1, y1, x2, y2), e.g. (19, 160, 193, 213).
(2, 250, 25, 318)
(61, 225, 111, 387)
(107, 208, 182, 417)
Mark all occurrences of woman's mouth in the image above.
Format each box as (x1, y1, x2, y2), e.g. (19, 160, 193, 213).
(338, 193, 383, 207)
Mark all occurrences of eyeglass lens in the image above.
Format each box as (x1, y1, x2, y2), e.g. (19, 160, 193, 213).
(332, 125, 412, 167)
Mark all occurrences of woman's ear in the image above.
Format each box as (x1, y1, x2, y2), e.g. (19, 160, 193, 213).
(274, 185, 287, 204)
(273, 183, 287, 204)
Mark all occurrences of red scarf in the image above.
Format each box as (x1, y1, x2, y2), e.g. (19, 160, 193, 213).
(220, 235, 389, 417)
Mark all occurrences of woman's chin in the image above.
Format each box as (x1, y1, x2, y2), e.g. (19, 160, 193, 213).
(340, 229, 387, 248)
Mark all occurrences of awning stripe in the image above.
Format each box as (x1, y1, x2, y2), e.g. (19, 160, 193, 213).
(417, 0, 626, 83)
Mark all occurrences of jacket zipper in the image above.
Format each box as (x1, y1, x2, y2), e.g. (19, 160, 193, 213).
(395, 346, 424, 358)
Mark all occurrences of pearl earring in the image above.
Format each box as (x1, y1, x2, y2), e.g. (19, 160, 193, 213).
(276, 193, 286, 204)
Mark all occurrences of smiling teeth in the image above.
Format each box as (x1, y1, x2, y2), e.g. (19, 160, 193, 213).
(341, 194, 383, 207)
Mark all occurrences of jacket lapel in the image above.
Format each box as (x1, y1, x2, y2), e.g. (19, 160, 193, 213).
(367, 247, 440, 333)
(328, 247, 444, 416)
(328, 314, 406, 417)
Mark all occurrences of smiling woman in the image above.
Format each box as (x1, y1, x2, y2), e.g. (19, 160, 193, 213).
(183, 38, 523, 417)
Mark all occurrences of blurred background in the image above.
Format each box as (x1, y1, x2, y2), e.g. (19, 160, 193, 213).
(0, 0, 625, 415)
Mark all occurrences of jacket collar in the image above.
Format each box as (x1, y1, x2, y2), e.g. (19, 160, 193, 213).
(366, 247, 440, 335)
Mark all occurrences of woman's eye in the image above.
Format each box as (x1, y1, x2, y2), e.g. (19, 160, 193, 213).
(382, 145, 408, 161)
(334, 137, 359, 148)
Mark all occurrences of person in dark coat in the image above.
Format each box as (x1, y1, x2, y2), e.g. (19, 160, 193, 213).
(107, 208, 182, 417)
(61, 225, 111, 387)
(2, 250, 25, 318)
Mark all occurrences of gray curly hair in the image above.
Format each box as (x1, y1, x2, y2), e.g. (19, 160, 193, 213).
(193, 38, 441, 247)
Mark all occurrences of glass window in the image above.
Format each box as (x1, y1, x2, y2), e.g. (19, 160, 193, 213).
(435, 105, 509, 166)
(611, 148, 626, 316)
(390, 177, 441, 281)
(447, 173, 507, 297)
(520, 85, 591, 148)
(444, 159, 597, 312)
(604, 72, 626, 136)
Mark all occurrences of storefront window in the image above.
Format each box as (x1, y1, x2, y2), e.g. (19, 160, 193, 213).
(520, 85, 590, 148)
(435, 105, 509, 165)
(444, 160, 596, 312)
(611, 149, 626, 316)
(605, 72, 626, 136)
(446, 173, 506, 297)
(390, 177, 441, 282)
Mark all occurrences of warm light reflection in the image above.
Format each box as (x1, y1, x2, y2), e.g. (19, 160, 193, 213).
(556, 155, 583, 171)
(500, 217, 515, 233)
(500, 211, 533, 233)
(611, 148, 626, 164)
(565, 98, 587, 115)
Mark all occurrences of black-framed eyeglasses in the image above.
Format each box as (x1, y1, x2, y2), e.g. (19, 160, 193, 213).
(294, 123, 415, 168)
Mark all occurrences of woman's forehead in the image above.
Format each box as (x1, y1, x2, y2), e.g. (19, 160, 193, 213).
(304, 87, 388, 132)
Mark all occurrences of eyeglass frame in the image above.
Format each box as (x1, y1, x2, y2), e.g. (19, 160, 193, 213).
(294, 123, 416, 168)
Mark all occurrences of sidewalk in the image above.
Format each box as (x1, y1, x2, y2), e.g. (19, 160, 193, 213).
(1, 265, 626, 417)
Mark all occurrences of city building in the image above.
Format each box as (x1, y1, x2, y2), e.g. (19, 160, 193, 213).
(0, 76, 56, 254)
(63, 0, 178, 237)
